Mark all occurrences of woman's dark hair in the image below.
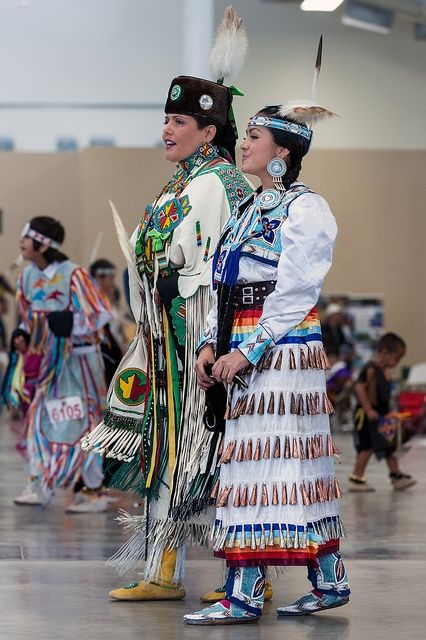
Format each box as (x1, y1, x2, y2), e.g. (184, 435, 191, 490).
(89, 258, 116, 278)
(377, 332, 406, 353)
(256, 105, 311, 189)
(29, 216, 67, 264)
(10, 328, 30, 352)
(192, 114, 236, 164)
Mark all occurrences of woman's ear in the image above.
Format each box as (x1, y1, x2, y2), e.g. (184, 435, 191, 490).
(39, 244, 49, 255)
(277, 147, 290, 162)
(204, 124, 217, 143)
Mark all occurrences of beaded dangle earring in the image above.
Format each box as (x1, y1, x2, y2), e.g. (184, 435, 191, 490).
(267, 157, 287, 192)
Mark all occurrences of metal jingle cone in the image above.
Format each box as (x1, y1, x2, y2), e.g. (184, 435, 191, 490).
(245, 438, 253, 461)
(278, 391, 286, 415)
(261, 483, 269, 506)
(246, 394, 255, 415)
(249, 483, 258, 506)
(290, 393, 297, 414)
(257, 392, 265, 414)
(284, 435, 291, 458)
(236, 440, 245, 461)
(300, 348, 308, 369)
(309, 481, 316, 504)
(233, 484, 241, 507)
(263, 436, 271, 459)
(274, 350, 283, 370)
(334, 478, 344, 499)
(262, 351, 274, 371)
(241, 485, 249, 507)
(292, 435, 299, 458)
(282, 481, 288, 505)
(297, 394, 305, 416)
(253, 437, 261, 461)
(267, 391, 275, 414)
(272, 482, 279, 505)
(301, 482, 311, 506)
(274, 435, 281, 458)
(211, 479, 220, 499)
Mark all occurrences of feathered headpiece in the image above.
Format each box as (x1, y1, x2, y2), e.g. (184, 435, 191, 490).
(249, 36, 337, 145)
(164, 6, 248, 160)
(209, 5, 248, 85)
(279, 36, 337, 125)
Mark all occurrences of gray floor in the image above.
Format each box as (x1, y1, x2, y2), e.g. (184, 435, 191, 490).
(1, 416, 424, 640)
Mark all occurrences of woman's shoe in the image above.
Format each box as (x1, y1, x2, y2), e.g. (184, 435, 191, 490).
(184, 600, 261, 625)
(109, 580, 185, 601)
(200, 579, 273, 603)
(186, 566, 265, 625)
(277, 592, 349, 616)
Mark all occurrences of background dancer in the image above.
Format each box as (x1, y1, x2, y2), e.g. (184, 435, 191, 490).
(10, 216, 112, 511)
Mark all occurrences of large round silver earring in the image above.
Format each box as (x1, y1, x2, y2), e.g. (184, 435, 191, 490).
(267, 157, 287, 192)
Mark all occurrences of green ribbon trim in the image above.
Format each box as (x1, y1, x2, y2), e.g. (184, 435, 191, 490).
(146, 228, 172, 253)
(229, 85, 244, 97)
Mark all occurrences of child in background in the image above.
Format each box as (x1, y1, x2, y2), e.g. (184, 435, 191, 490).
(2, 329, 42, 416)
(326, 347, 354, 432)
(349, 332, 416, 492)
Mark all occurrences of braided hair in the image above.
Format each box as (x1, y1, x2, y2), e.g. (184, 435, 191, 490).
(256, 105, 311, 190)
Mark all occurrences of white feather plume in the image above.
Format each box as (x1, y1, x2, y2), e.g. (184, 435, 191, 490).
(109, 199, 143, 288)
(279, 101, 338, 126)
(209, 5, 248, 84)
(88, 230, 104, 266)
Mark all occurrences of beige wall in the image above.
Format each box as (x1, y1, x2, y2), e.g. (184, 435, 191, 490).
(1, 148, 425, 364)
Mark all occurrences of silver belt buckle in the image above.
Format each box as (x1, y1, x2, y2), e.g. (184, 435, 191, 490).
(242, 286, 254, 305)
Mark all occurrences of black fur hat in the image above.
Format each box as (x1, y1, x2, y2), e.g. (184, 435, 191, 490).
(165, 76, 232, 128)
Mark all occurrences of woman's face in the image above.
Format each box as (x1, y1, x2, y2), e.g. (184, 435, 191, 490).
(19, 236, 42, 262)
(13, 335, 27, 353)
(240, 125, 289, 178)
(162, 114, 216, 163)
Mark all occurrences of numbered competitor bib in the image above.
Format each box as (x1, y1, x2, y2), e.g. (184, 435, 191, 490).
(46, 396, 84, 424)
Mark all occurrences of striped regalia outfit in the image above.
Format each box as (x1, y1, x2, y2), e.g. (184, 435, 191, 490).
(16, 260, 111, 494)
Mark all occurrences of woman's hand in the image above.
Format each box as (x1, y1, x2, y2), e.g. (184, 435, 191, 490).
(195, 344, 216, 390)
(212, 350, 249, 385)
(367, 409, 380, 421)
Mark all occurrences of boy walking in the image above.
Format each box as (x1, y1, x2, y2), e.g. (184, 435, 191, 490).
(349, 333, 416, 492)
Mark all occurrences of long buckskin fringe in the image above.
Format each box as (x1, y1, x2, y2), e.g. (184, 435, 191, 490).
(169, 288, 221, 520)
(107, 509, 211, 577)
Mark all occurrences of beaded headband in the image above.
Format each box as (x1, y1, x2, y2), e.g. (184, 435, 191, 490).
(21, 223, 62, 250)
(248, 116, 312, 142)
(93, 267, 116, 276)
